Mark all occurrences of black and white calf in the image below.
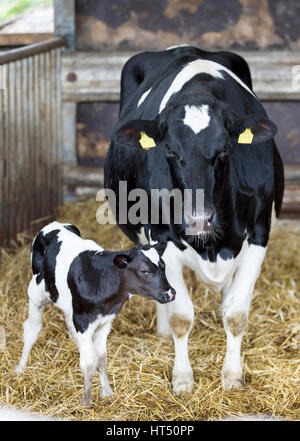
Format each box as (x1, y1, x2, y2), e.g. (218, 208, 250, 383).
(16, 222, 175, 405)
(105, 45, 284, 393)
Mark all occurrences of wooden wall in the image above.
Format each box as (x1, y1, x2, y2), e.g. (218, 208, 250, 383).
(54, 1, 300, 212)
(75, 0, 300, 51)
(72, 1, 300, 169)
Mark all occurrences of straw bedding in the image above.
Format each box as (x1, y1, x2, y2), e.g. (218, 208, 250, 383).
(0, 198, 299, 421)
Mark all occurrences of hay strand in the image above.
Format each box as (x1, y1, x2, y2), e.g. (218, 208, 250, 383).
(0, 198, 299, 420)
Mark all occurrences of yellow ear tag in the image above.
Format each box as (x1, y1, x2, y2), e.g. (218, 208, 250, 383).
(238, 128, 254, 144)
(139, 132, 156, 150)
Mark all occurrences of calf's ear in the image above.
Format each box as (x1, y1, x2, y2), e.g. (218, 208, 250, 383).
(154, 241, 167, 257)
(113, 254, 131, 269)
(115, 117, 161, 150)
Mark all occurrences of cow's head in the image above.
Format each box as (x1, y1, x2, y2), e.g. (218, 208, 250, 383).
(115, 94, 277, 242)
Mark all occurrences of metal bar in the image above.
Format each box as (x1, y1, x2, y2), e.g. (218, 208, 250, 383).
(56, 48, 63, 206)
(2, 65, 9, 245)
(22, 57, 30, 237)
(0, 86, 4, 245)
(0, 36, 66, 65)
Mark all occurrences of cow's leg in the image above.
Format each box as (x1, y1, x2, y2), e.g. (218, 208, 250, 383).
(93, 319, 114, 398)
(221, 244, 267, 390)
(16, 277, 47, 373)
(161, 242, 194, 394)
(156, 303, 172, 339)
(77, 330, 99, 406)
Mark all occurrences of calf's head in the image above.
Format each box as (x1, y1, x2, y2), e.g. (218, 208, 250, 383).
(113, 243, 175, 303)
(116, 93, 277, 241)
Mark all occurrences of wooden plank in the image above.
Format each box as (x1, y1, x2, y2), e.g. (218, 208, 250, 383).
(54, 0, 75, 50)
(62, 102, 77, 165)
(61, 50, 300, 102)
(0, 33, 54, 47)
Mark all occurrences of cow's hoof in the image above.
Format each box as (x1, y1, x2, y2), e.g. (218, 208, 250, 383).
(222, 370, 244, 391)
(157, 332, 172, 341)
(172, 371, 194, 394)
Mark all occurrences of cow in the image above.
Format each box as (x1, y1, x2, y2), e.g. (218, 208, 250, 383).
(104, 45, 284, 394)
(16, 222, 175, 406)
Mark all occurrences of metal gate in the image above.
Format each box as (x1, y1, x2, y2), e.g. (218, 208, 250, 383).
(0, 37, 66, 247)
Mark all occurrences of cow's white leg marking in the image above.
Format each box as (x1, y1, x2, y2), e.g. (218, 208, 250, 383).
(161, 242, 194, 394)
(16, 277, 47, 373)
(156, 302, 172, 338)
(93, 319, 114, 398)
(221, 244, 267, 390)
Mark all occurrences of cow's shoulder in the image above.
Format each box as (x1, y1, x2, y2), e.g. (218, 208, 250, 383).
(165, 46, 253, 91)
(205, 50, 253, 90)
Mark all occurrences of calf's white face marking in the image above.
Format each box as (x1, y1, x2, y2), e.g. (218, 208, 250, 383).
(141, 248, 160, 266)
(183, 104, 210, 134)
(159, 59, 256, 113)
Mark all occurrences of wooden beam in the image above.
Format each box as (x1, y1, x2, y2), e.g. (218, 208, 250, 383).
(0, 33, 54, 46)
(62, 102, 77, 165)
(54, 0, 75, 50)
(61, 50, 300, 102)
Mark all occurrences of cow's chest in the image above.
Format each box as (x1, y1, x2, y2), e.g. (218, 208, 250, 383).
(181, 240, 249, 292)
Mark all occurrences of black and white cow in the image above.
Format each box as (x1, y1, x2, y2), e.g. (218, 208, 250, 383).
(104, 45, 284, 393)
(16, 222, 175, 405)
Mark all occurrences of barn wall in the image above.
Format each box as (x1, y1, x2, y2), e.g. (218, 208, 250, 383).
(73, 1, 300, 168)
(76, 101, 300, 167)
(75, 0, 300, 51)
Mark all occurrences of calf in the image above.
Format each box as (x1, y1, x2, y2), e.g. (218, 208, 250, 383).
(16, 222, 175, 406)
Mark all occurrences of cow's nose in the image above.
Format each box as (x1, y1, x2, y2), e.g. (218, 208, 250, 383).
(184, 210, 217, 233)
(203, 210, 217, 231)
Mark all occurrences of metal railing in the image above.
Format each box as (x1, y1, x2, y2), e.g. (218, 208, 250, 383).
(0, 37, 66, 246)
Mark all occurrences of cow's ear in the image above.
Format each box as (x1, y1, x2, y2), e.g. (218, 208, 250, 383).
(113, 254, 131, 269)
(223, 110, 277, 144)
(115, 117, 161, 150)
(236, 115, 277, 144)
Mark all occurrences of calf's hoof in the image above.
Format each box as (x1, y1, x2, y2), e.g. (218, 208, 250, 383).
(101, 388, 114, 400)
(81, 398, 92, 407)
(222, 370, 244, 391)
(15, 365, 25, 375)
(172, 370, 194, 394)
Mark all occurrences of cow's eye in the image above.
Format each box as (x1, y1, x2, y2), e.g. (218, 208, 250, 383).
(217, 150, 228, 161)
(140, 270, 149, 275)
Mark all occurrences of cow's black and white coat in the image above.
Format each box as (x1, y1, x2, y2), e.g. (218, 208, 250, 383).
(16, 222, 175, 405)
(104, 46, 284, 393)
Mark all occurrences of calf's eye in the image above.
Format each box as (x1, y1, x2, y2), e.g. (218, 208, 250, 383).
(140, 270, 150, 275)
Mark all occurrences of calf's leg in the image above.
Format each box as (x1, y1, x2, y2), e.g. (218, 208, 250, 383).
(221, 244, 267, 390)
(77, 331, 99, 406)
(93, 320, 114, 398)
(16, 277, 47, 373)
